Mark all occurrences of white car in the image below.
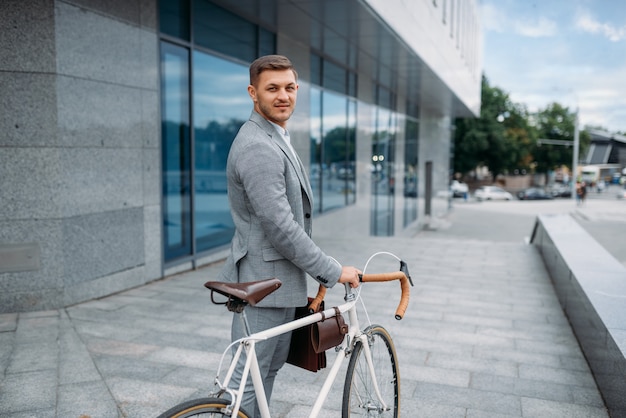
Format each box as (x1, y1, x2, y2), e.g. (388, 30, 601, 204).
(474, 186, 513, 201)
(450, 180, 469, 197)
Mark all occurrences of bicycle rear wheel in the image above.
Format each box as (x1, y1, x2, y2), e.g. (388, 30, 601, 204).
(157, 397, 251, 418)
(342, 325, 399, 417)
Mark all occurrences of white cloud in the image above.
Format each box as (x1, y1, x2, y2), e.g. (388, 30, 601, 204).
(514, 17, 558, 38)
(481, 1, 626, 132)
(480, 3, 507, 32)
(480, 3, 557, 37)
(575, 10, 626, 42)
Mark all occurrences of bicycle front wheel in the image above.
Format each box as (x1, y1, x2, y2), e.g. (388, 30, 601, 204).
(157, 397, 251, 418)
(342, 325, 399, 417)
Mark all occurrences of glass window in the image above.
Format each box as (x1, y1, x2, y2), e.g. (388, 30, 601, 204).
(159, 0, 280, 264)
(346, 99, 357, 205)
(403, 118, 419, 226)
(323, 59, 347, 95)
(309, 91, 356, 213)
(322, 91, 350, 212)
(348, 72, 357, 98)
(193, 0, 257, 62)
(258, 27, 276, 57)
(309, 87, 322, 213)
(311, 54, 322, 86)
(161, 42, 192, 259)
(371, 106, 397, 236)
(310, 53, 357, 214)
(193, 52, 249, 252)
(159, 0, 190, 40)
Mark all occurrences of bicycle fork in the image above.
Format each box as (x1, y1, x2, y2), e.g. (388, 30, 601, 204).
(359, 334, 390, 413)
(345, 303, 390, 415)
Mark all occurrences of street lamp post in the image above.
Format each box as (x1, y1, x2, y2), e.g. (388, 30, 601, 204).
(571, 108, 580, 201)
(536, 107, 580, 203)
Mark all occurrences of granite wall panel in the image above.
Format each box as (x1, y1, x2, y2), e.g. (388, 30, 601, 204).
(56, 76, 144, 149)
(61, 208, 144, 285)
(0, 73, 58, 147)
(0, 0, 56, 73)
(58, 147, 143, 217)
(61, 0, 142, 26)
(143, 205, 162, 281)
(0, 218, 66, 313)
(0, 219, 65, 293)
(55, 2, 148, 88)
(0, 148, 63, 220)
(63, 264, 146, 307)
(0, 0, 162, 312)
(532, 215, 626, 417)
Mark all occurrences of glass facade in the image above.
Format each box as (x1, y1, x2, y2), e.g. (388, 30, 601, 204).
(370, 85, 398, 236)
(309, 89, 357, 213)
(309, 55, 357, 214)
(159, 0, 276, 263)
(161, 42, 191, 259)
(403, 118, 419, 226)
(159, 0, 420, 263)
(192, 52, 248, 252)
(370, 105, 398, 236)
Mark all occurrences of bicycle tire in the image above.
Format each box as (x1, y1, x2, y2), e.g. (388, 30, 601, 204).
(157, 397, 251, 418)
(342, 325, 400, 417)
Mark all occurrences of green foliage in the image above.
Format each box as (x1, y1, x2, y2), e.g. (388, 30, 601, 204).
(454, 76, 535, 180)
(454, 75, 589, 179)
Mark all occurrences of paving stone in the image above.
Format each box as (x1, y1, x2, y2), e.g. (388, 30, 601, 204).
(6, 341, 58, 374)
(57, 380, 118, 417)
(0, 370, 57, 414)
(521, 396, 609, 418)
(0, 201, 617, 417)
(0, 313, 18, 332)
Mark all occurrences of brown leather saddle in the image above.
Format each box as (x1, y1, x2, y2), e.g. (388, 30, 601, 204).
(204, 278, 282, 312)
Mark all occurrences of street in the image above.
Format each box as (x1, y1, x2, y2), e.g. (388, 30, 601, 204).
(420, 185, 626, 266)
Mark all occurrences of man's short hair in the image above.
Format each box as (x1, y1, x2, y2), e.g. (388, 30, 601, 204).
(249, 55, 298, 86)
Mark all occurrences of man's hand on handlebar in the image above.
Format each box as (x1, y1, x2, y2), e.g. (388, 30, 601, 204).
(338, 266, 362, 288)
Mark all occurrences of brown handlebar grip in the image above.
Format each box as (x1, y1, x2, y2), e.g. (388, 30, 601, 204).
(308, 284, 326, 313)
(361, 272, 410, 320)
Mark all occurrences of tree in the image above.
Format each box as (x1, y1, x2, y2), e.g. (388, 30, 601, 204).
(533, 103, 590, 182)
(454, 75, 534, 181)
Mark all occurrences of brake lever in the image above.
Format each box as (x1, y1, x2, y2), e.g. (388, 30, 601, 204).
(400, 260, 414, 286)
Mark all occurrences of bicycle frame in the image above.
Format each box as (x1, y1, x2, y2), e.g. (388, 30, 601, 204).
(213, 288, 385, 418)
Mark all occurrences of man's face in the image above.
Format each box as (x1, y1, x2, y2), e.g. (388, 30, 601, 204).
(248, 69, 298, 128)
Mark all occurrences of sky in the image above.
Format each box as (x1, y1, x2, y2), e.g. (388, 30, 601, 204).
(480, 0, 626, 134)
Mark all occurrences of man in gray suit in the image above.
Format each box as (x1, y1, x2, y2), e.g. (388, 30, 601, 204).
(218, 55, 361, 416)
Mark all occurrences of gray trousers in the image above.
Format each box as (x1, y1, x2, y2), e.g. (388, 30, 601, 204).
(230, 306, 296, 418)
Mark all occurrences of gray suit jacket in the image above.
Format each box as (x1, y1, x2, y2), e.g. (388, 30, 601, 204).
(218, 111, 342, 307)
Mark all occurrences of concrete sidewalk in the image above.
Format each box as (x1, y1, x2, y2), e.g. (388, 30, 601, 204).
(0, 201, 616, 417)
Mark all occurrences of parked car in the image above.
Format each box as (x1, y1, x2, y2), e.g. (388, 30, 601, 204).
(450, 180, 469, 197)
(474, 186, 513, 201)
(549, 184, 572, 198)
(517, 187, 554, 200)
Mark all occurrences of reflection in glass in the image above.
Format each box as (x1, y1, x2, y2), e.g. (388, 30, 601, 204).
(309, 89, 356, 213)
(159, 0, 190, 40)
(310, 87, 322, 213)
(322, 91, 352, 212)
(346, 99, 357, 205)
(193, 0, 256, 63)
(193, 52, 249, 252)
(161, 42, 191, 259)
(403, 118, 419, 226)
(370, 106, 397, 236)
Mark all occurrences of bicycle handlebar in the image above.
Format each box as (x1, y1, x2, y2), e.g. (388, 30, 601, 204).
(308, 286, 327, 313)
(308, 270, 411, 320)
(360, 272, 410, 320)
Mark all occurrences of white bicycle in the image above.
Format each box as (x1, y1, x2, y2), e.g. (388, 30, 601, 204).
(158, 252, 413, 418)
